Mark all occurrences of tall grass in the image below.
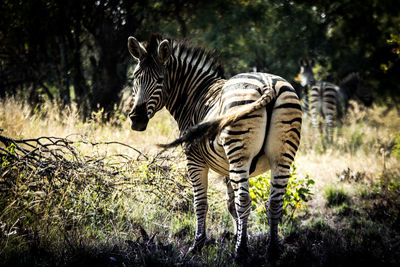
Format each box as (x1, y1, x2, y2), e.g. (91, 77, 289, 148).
(0, 96, 178, 153)
(1, 96, 400, 265)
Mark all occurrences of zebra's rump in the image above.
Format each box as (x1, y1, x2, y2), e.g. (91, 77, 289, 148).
(311, 81, 339, 117)
(198, 72, 302, 177)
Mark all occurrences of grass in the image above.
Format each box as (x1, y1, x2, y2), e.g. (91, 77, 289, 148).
(324, 186, 348, 207)
(1, 96, 400, 266)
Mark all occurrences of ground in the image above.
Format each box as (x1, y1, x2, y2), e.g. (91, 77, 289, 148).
(0, 97, 399, 266)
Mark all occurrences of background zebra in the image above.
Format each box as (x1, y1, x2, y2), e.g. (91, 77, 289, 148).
(127, 34, 302, 258)
(299, 59, 372, 142)
(298, 58, 316, 119)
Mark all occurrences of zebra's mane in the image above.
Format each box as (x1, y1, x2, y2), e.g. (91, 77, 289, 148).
(145, 33, 225, 78)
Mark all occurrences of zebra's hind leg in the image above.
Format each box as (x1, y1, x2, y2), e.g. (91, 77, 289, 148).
(325, 114, 334, 143)
(265, 104, 301, 258)
(311, 104, 320, 137)
(267, 163, 290, 256)
(223, 159, 252, 259)
(224, 176, 238, 244)
(222, 135, 264, 259)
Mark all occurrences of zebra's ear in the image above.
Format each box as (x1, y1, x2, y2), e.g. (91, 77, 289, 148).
(158, 39, 171, 65)
(128, 36, 147, 60)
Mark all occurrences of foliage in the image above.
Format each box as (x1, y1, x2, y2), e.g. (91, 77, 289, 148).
(249, 165, 314, 222)
(280, 215, 400, 267)
(392, 132, 400, 160)
(381, 24, 400, 72)
(1, 0, 400, 115)
(312, 61, 333, 81)
(0, 0, 157, 116)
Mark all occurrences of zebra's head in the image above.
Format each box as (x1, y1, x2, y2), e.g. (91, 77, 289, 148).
(127, 35, 171, 131)
(299, 58, 315, 87)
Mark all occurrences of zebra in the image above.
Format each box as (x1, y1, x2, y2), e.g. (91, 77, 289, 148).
(298, 58, 315, 118)
(127, 34, 302, 258)
(299, 60, 372, 141)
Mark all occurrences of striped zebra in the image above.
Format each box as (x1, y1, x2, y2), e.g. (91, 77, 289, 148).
(298, 58, 315, 117)
(127, 34, 302, 258)
(299, 60, 372, 142)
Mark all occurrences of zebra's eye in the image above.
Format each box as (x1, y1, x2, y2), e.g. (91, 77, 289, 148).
(156, 77, 163, 84)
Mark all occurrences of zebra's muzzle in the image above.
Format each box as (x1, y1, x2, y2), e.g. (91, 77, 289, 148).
(129, 114, 149, 131)
(129, 104, 149, 131)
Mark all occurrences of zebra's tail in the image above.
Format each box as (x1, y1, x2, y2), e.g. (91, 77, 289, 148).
(158, 88, 276, 150)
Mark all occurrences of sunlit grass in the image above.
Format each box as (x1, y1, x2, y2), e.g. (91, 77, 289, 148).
(0, 96, 178, 154)
(1, 96, 400, 265)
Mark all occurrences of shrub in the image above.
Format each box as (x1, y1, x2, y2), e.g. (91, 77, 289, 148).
(249, 165, 314, 222)
(0, 135, 189, 264)
(360, 169, 400, 229)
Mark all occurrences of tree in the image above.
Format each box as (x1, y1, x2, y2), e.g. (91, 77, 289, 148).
(1, 0, 400, 115)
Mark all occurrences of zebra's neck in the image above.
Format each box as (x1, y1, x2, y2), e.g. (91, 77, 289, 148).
(164, 41, 225, 131)
(338, 73, 359, 100)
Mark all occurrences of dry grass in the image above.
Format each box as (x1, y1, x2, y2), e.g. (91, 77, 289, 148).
(1, 96, 399, 216)
(298, 102, 399, 192)
(0, 96, 178, 154)
(1, 96, 400, 266)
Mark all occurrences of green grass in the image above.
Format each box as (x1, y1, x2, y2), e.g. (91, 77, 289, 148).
(325, 186, 349, 207)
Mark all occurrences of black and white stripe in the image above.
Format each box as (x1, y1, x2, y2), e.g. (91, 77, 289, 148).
(298, 58, 315, 118)
(299, 59, 372, 142)
(127, 34, 302, 258)
(309, 81, 340, 141)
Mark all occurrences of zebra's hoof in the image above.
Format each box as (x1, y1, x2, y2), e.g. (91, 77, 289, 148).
(267, 239, 284, 260)
(187, 240, 205, 254)
(234, 245, 249, 262)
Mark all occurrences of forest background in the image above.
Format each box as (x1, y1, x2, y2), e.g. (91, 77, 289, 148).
(1, 0, 399, 115)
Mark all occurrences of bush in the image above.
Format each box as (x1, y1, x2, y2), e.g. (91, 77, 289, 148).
(360, 169, 400, 229)
(249, 165, 314, 222)
(0, 135, 189, 264)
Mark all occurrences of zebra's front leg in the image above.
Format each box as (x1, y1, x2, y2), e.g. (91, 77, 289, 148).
(186, 156, 209, 253)
(224, 176, 238, 244)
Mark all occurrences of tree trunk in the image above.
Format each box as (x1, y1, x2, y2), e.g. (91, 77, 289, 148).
(88, 22, 126, 118)
(58, 38, 71, 106)
(68, 28, 90, 119)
